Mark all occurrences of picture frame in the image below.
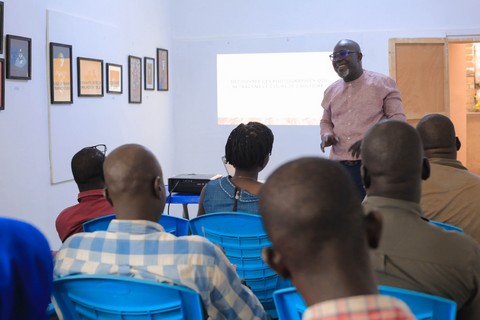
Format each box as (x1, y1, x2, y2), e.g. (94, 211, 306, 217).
(106, 63, 123, 94)
(0, 59, 4, 110)
(77, 57, 104, 97)
(128, 55, 142, 103)
(6, 35, 31, 80)
(0, 2, 4, 54)
(156, 48, 168, 91)
(144, 57, 155, 90)
(49, 42, 73, 104)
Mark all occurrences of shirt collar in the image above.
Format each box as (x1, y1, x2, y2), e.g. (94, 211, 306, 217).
(363, 196, 422, 217)
(77, 189, 106, 202)
(428, 157, 468, 171)
(107, 219, 166, 234)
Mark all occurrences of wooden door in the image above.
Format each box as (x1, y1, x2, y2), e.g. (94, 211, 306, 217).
(389, 38, 448, 126)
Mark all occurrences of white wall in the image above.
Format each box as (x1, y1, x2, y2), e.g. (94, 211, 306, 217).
(1, 0, 479, 249)
(0, 0, 173, 249)
(169, 0, 479, 181)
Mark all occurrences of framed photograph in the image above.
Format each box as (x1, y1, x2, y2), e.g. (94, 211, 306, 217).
(144, 57, 155, 90)
(77, 57, 104, 97)
(157, 48, 168, 91)
(128, 55, 142, 103)
(0, 59, 4, 110)
(0, 2, 4, 54)
(106, 63, 122, 94)
(6, 35, 31, 80)
(49, 42, 73, 104)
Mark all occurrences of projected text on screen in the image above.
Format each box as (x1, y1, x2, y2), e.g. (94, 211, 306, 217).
(217, 52, 339, 125)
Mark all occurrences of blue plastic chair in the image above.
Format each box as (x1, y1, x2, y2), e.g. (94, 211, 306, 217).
(189, 212, 288, 318)
(429, 220, 464, 233)
(273, 287, 305, 320)
(159, 215, 189, 236)
(82, 214, 189, 236)
(273, 286, 457, 320)
(82, 214, 116, 232)
(378, 285, 456, 320)
(52, 275, 204, 320)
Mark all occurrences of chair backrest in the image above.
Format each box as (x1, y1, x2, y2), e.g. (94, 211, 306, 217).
(82, 214, 116, 232)
(273, 286, 457, 320)
(159, 215, 189, 236)
(189, 212, 287, 317)
(378, 285, 456, 320)
(429, 220, 464, 233)
(82, 214, 188, 236)
(52, 275, 204, 320)
(273, 287, 305, 320)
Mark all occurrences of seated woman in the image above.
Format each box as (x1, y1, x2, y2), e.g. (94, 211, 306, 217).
(197, 122, 274, 215)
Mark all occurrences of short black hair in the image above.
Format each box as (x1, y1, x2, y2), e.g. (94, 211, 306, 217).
(224, 122, 274, 170)
(71, 147, 105, 189)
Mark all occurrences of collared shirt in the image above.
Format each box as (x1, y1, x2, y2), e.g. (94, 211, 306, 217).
(201, 176, 260, 215)
(421, 158, 480, 243)
(320, 70, 406, 161)
(54, 220, 267, 320)
(55, 189, 115, 242)
(303, 295, 415, 320)
(364, 196, 480, 320)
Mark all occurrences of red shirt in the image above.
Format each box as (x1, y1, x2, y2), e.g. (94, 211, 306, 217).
(55, 189, 114, 242)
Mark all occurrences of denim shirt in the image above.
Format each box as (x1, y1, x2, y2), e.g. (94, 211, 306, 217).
(202, 176, 260, 214)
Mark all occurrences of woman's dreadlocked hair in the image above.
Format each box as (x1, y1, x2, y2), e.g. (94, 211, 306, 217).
(224, 122, 274, 170)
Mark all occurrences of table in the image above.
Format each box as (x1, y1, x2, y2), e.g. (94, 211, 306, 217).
(165, 191, 200, 219)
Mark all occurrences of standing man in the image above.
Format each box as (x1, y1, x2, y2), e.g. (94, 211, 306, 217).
(320, 39, 406, 199)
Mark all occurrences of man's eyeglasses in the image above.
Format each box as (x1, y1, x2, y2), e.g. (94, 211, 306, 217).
(329, 50, 358, 61)
(89, 144, 107, 155)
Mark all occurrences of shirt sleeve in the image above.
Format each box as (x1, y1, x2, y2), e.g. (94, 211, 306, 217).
(208, 245, 268, 320)
(320, 89, 334, 137)
(383, 78, 406, 121)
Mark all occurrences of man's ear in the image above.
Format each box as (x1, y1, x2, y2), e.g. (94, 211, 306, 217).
(262, 247, 290, 279)
(153, 176, 164, 199)
(456, 137, 461, 151)
(361, 165, 370, 189)
(104, 188, 113, 206)
(421, 157, 431, 180)
(364, 210, 382, 249)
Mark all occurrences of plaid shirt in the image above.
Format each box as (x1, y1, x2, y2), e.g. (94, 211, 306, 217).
(54, 219, 267, 320)
(303, 295, 415, 320)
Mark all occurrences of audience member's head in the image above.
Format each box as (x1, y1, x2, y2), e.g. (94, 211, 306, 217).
(71, 144, 107, 192)
(260, 157, 382, 305)
(224, 122, 274, 172)
(103, 144, 165, 222)
(0, 218, 53, 319)
(361, 120, 429, 202)
(416, 113, 460, 160)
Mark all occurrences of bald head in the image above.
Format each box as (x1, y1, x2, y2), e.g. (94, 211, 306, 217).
(104, 144, 165, 221)
(334, 39, 362, 53)
(361, 120, 426, 201)
(260, 157, 371, 269)
(416, 114, 458, 159)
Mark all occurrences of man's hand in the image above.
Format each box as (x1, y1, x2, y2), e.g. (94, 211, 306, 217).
(348, 140, 362, 159)
(321, 134, 339, 152)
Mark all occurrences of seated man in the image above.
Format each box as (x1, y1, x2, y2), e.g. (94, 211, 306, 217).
(0, 217, 53, 319)
(198, 122, 274, 215)
(54, 144, 266, 320)
(416, 113, 480, 243)
(362, 120, 480, 319)
(55, 144, 114, 242)
(259, 157, 414, 319)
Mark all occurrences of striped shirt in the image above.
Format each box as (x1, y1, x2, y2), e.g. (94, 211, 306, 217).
(303, 295, 415, 320)
(54, 219, 267, 320)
